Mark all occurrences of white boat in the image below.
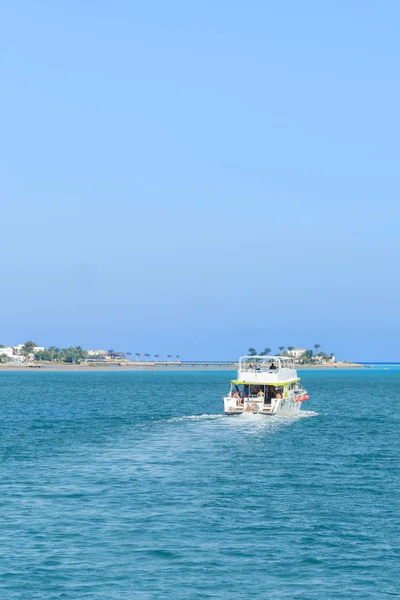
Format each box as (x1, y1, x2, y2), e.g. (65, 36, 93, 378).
(223, 355, 309, 417)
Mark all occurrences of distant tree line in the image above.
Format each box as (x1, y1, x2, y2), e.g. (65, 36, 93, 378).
(247, 345, 335, 364)
(133, 354, 180, 362)
(247, 347, 271, 357)
(0, 340, 89, 364)
(0, 342, 186, 365)
(34, 345, 88, 364)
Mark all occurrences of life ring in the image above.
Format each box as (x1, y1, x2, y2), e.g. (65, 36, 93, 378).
(303, 395, 309, 401)
(296, 396, 304, 402)
(245, 405, 252, 412)
(252, 403, 259, 413)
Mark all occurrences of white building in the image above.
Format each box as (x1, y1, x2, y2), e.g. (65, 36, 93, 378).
(87, 350, 110, 361)
(15, 344, 45, 353)
(0, 344, 45, 362)
(287, 348, 307, 359)
(0, 346, 25, 362)
(313, 354, 325, 364)
(0, 346, 16, 359)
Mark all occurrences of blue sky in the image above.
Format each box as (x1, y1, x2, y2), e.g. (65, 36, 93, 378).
(1, 1, 399, 360)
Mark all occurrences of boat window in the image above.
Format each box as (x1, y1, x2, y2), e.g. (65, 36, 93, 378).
(230, 383, 250, 398)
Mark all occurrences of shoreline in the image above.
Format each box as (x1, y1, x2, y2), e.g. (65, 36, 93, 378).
(0, 362, 366, 372)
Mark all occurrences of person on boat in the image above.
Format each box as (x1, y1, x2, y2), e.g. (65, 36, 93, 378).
(242, 385, 249, 398)
(269, 362, 277, 370)
(233, 387, 243, 406)
(257, 388, 264, 399)
(264, 386, 270, 404)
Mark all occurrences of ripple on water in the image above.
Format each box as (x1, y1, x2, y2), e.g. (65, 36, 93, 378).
(0, 370, 399, 599)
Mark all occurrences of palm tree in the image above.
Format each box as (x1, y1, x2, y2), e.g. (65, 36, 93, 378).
(167, 354, 172, 361)
(314, 344, 321, 356)
(144, 353, 150, 362)
(287, 346, 295, 354)
(278, 346, 285, 355)
(48, 346, 59, 362)
(154, 354, 159, 362)
(260, 348, 271, 356)
(19, 347, 31, 363)
(176, 355, 180, 362)
(300, 349, 313, 363)
(135, 352, 141, 362)
(248, 347, 257, 356)
(23, 340, 38, 352)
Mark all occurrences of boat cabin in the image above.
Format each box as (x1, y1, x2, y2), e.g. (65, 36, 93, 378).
(224, 355, 307, 416)
(230, 380, 300, 405)
(237, 356, 297, 383)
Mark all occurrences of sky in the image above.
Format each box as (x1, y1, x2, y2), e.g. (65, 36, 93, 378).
(1, 0, 399, 361)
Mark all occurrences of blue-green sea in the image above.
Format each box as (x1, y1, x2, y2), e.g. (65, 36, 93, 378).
(1, 368, 399, 599)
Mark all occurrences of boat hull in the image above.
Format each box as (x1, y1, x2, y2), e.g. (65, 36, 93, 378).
(274, 397, 303, 416)
(223, 396, 304, 417)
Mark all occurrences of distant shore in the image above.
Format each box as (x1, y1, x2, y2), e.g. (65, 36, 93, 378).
(0, 361, 365, 372)
(298, 363, 364, 369)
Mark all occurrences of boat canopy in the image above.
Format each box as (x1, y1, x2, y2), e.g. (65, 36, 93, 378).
(238, 355, 296, 372)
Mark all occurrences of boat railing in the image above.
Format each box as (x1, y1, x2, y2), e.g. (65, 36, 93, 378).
(238, 355, 295, 373)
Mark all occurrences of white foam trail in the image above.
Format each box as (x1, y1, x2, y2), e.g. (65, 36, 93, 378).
(297, 410, 319, 418)
(167, 410, 318, 425)
(238, 410, 318, 420)
(166, 414, 224, 423)
(222, 409, 319, 435)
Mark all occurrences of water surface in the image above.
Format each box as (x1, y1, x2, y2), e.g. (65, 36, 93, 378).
(0, 369, 399, 598)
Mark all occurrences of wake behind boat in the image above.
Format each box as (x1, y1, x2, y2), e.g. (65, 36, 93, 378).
(224, 355, 309, 416)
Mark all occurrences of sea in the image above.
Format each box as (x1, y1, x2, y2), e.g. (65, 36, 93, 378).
(0, 368, 399, 599)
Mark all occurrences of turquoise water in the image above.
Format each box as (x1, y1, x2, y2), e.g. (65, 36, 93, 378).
(0, 369, 399, 599)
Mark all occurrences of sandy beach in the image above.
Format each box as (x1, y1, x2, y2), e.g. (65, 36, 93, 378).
(0, 362, 365, 372)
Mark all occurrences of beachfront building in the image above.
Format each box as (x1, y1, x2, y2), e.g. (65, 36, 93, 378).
(0, 347, 15, 358)
(0, 346, 20, 361)
(0, 344, 45, 362)
(107, 351, 130, 361)
(287, 348, 307, 360)
(314, 354, 336, 364)
(86, 350, 109, 362)
(15, 344, 45, 360)
(14, 344, 45, 353)
(313, 354, 327, 364)
(86, 350, 130, 363)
